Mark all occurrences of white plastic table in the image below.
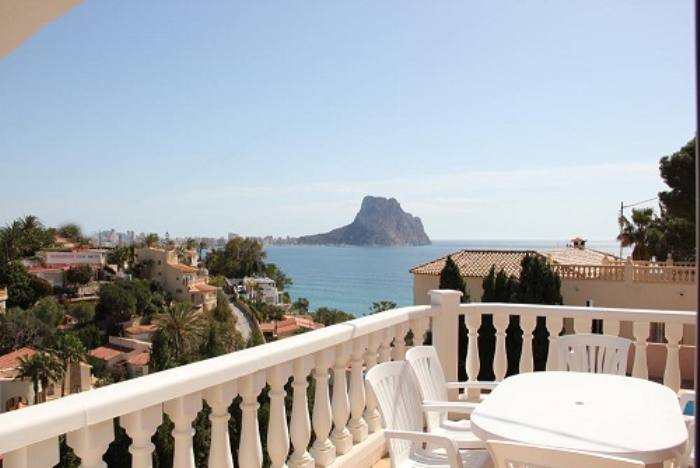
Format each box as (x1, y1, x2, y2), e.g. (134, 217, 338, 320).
(469, 372, 688, 464)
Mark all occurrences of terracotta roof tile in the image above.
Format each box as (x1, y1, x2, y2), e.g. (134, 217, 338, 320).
(89, 345, 131, 361)
(0, 347, 35, 370)
(410, 250, 538, 277)
(126, 352, 149, 366)
(170, 263, 198, 273)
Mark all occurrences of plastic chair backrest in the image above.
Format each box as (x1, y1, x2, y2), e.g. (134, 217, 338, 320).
(557, 333, 631, 375)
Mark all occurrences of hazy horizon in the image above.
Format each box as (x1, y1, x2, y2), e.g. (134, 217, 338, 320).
(1, 1, 693, 240)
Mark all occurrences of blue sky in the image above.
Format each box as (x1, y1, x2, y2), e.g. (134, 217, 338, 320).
(0, 1, 694, 240)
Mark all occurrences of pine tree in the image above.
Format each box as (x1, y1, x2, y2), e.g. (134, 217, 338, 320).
(439, 255, 470, 302)
(151, 330, 175, 372)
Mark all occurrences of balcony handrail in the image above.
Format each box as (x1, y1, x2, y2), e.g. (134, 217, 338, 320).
(0, 304, 432, 455)
(457, 303, 696, 325)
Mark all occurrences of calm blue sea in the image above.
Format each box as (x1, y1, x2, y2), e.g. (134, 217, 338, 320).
(265, 240, 623, 316)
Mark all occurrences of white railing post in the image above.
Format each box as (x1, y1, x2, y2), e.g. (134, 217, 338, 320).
(663, 323, 684, 392)
(363, 332, 382, 433)
(3, 438, 59, 468)
(348, 337, 368, 443)
(267, 365, 290, 468)
(493, 312, 509, 380)
(519, 315, 536, 373)
(238, 374, 264, 468)
(204, 382, 237, 468)
(120, 404, 163, 468)
(429, 290, 462, 398)
(288, 357, 314, 468)
(310, 350, 336, 467)
(331, 343, 352, 455)
(66, 420, 115, 468)
(545, 316, 563, 371)
(632, 322, 650, 379)
(164, 392, 202, 468)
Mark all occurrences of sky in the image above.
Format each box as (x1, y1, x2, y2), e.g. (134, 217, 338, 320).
(0, 1, 694, 240)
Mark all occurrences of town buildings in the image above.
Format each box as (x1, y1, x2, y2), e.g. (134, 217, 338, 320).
(89, 336, 151, 378)
(134, 247, 218, 311)
(0, 288, 7, 314)
(0, 347, 91, 414)
(259, 314, 324, 340)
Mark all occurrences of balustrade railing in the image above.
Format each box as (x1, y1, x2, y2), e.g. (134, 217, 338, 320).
(0, 304, 432, 468)
(551, 262, 696, 283)
(0, 292, 695, 468)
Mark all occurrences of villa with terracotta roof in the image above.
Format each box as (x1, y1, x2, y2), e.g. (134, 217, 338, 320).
(411, 238, 696, 312)
(259, 315, 324, 340)
(134, 247, 218, 311)
(0, 347, 91, 413)
(89, 336, 151, 378)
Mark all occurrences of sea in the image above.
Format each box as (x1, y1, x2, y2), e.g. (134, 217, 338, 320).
(265, 240, 625, 316)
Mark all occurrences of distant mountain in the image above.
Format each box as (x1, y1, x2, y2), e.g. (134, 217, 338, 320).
(298, 196, 431, 246)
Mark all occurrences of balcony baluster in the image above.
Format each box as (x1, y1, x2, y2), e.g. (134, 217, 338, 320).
(239, 374, 265, 468)
(363, 332, 382, 433)
(331, 343, 353, 454)
(120, 404, 163, 468)
(204, 382, 237, 468)
(632, 322, 650, 379)
(519, 315, 536, 373)
(164, 392, 202, 468)
(310, 350, 335, 466)
(267, 365, 291, 468)
(348, 337, 368, 443)
(66, 419, 115, 468)
(288, 358, 314, 468)
(663, 323, 683, 392)
(3, 438, 59, 468)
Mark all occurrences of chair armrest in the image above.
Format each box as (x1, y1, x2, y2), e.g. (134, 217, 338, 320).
(384, 430, 462, 467)
(446, 381, 499, 390)
(422, 400, 478, 414)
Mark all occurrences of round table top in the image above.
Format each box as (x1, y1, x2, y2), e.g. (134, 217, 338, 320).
(469, 372, 688, 464)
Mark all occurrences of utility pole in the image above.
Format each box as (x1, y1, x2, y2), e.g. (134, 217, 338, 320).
(619, 201, 624, 259)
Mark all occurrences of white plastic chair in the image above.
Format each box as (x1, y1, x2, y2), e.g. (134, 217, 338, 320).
(486, 440, 645, 468)
(676, 390, 695, 467)
(406, 346, 497, 449)
(556, 334, 631, 375)
(365, 361, 490, 468)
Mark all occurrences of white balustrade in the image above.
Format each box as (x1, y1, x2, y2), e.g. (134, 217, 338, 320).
(348, 337, 368, 443)
(493, 312, 509, 379)
(392, 323, 409, 360)
(121, 404, 163, 468)
(632, 322, 650, 379)
(239, 373, 265, 468)
(204, 382, 237, 468)
(267, 365, 291, 468)
(363, 332, 382, 433)
(0, 298, 694, 468)
(663, 323, 684, 392)
(3, 437, 59, 468)
(378, 329, 394, 363)
(164, 392, 202, 468)
(465, 310, 482, 400)
(288, 357, 314, 468)
(66, 419, 115, 468)
(310, 350, 335, 467)
(331, 343, 353, 454)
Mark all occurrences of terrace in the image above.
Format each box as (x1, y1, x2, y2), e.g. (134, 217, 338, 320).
(0, 290, 694, 467)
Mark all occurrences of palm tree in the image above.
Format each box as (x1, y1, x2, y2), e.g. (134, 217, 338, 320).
(617, 208, 664, 260)
(157, 302, 204, 362)
(17, 352, 64, 404)
(144, 233, 160, 247)
(52, 334, 87, 396)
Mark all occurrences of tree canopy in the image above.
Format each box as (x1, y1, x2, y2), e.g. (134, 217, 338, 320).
(206, 236, 267, 278)
(311, 307, 354, 326)
(439, 255, 470, 302)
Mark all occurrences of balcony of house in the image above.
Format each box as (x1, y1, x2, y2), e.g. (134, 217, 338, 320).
(0, 291, 695, 468)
